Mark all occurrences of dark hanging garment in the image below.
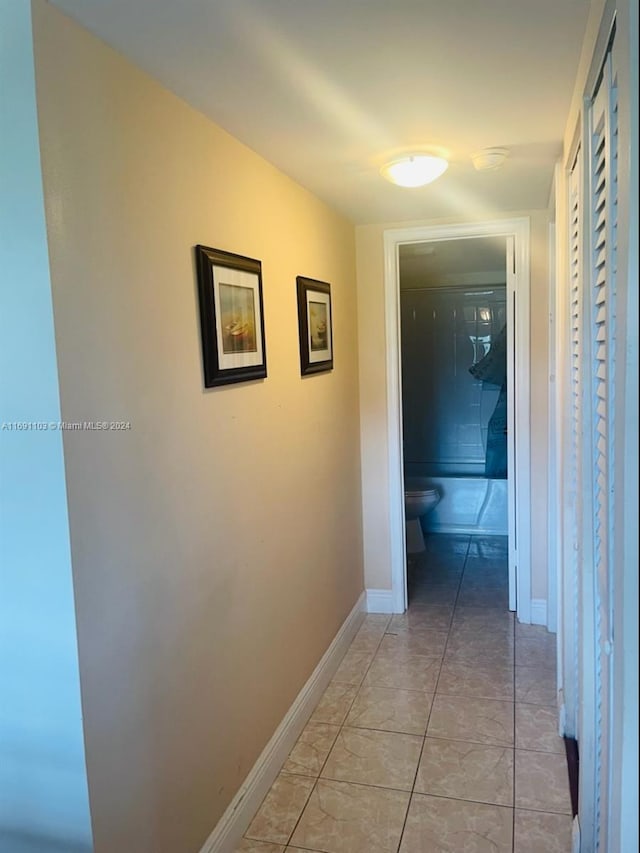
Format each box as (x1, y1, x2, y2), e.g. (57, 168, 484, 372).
(469, 324, 508, 478)
(485, 381, 508, 478)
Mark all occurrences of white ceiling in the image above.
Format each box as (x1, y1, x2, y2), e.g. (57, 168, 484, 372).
(51, 0, 591, 225)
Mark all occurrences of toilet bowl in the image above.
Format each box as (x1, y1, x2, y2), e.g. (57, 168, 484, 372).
(404, 477, 440, 554)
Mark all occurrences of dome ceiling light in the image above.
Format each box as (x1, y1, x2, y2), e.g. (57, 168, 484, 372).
(381, 154, 449, 188)
(471, 147, 509, 171)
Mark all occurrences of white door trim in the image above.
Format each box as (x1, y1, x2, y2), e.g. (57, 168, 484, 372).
(383, 217, 532, 620)
(506, 235, 518, 613)
(547, 219, 559, 635)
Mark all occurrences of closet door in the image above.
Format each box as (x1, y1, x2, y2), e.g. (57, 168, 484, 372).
(563, 146, 582, 744)
(586, 40, 618, 853)
(565, 28, 619, 851)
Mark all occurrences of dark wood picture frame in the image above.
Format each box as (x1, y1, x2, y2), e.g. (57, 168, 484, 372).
(296, 276, 333, 375)
(195, 245, 267, 387)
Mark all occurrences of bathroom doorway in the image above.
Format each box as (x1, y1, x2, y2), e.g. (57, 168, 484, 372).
(383, 218, 531, 619)
(400, 237, 510, 607)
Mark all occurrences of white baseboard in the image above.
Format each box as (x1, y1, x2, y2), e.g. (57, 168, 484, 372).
(559, 701, 567, 736)
(366, 589, 395, 614)
(199, 591, 366, 853)
(571, 816, 581, 853)
(530, 598, 548, 627)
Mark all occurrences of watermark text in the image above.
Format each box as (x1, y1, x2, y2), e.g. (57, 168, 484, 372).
(2, 421, 132, 432)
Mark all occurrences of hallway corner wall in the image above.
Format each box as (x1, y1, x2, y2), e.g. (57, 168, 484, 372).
(31, 2, 364, 851)
(0, 2, 92, 850)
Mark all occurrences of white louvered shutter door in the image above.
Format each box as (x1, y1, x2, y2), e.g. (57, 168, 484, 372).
(588, 40, 618, 852)
(568, 146, 583, 747)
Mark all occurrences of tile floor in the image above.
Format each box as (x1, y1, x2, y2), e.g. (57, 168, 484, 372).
(237, 534, 572, 853)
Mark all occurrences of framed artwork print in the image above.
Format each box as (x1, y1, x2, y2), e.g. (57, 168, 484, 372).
(296, 276, 333, 375)
(195, 245, 267, 387)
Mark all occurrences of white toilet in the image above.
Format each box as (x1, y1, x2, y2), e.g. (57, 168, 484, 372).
(404, 477, 441, 554)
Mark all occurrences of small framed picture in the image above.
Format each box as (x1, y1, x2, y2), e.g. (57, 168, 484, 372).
(296, 276, 333, 375)
(195, 245, 267, 387)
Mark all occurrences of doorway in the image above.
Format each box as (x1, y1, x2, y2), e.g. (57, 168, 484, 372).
(383, 218, 531, 620)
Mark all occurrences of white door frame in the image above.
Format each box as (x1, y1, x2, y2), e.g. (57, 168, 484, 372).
(547, 217, 559, 635)
(383, 217, 532, 621)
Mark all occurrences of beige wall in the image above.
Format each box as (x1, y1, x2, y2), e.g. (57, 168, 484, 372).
(356, 210, 550, 601)
(32, 3, 363, 852)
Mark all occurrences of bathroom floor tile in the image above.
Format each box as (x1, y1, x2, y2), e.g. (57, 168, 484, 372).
(447, 621, 514, 641)
(516, 636, 557, 670)
(443, 646, 514, 670)
(452, 605, 514, 633)
(460, 562, 509, 581)
(331, 649, 375, 686)
(321, 726, 423, 790)
(466, 537, 509, 553)
(459, 578, 509, 598)
(309, 683, 358, 725)
(236, 840, 286, 853)
(282, 721, 340, 776)
(444, 630, 515, 666)
(414, 737, 514, 806)
(411, 562, 464, 581)
(348, 633, 384, 653)
(463, 560, 508, 575)
(346, 685, 433, 735)
(458, 578, 510, 595)
(409, 583, 460, 602)
(416, 571, 464, 586)
(245, 773, 315, 845)
(411, 562, 461, 578)
(420, 559, 466, 575)
(424, 533, 471, 554)
(467, 536, 509, 557)
(428, 695, 514, 746)
(378, 630, 448, 658)
(457, 587, 510, 608)
(364, 653, 441, 692)
(361, 614, 392, 631)
(437, 660, 514, 701)
(388, 607, 453, 633)
(515, 666, 557, 706)
(459, 580, 510, 599)
(409, 584, 459, 605)
(349, 619, 387, 649)
(516, 704, 564, 753)
(515, 749, 572, 814)
(515, 622, 551, 640)
(514, 809, 573, 852)
(399, 793, 513, 853)
(290, 779, 410, 853)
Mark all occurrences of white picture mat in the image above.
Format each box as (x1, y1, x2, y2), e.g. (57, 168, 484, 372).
(212, 264, 263, 370)
(306, 290, 332, 363)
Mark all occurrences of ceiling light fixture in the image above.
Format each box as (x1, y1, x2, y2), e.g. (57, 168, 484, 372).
(471, 148, 509, 171)
(381, 154, 448, 188)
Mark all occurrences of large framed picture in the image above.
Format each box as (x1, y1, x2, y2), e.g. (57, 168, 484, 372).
(195, 245, 267, 387)
(296, 276, 333, 376)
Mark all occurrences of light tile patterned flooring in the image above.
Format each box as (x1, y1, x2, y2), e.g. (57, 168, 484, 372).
(238, 534, 572, 853)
